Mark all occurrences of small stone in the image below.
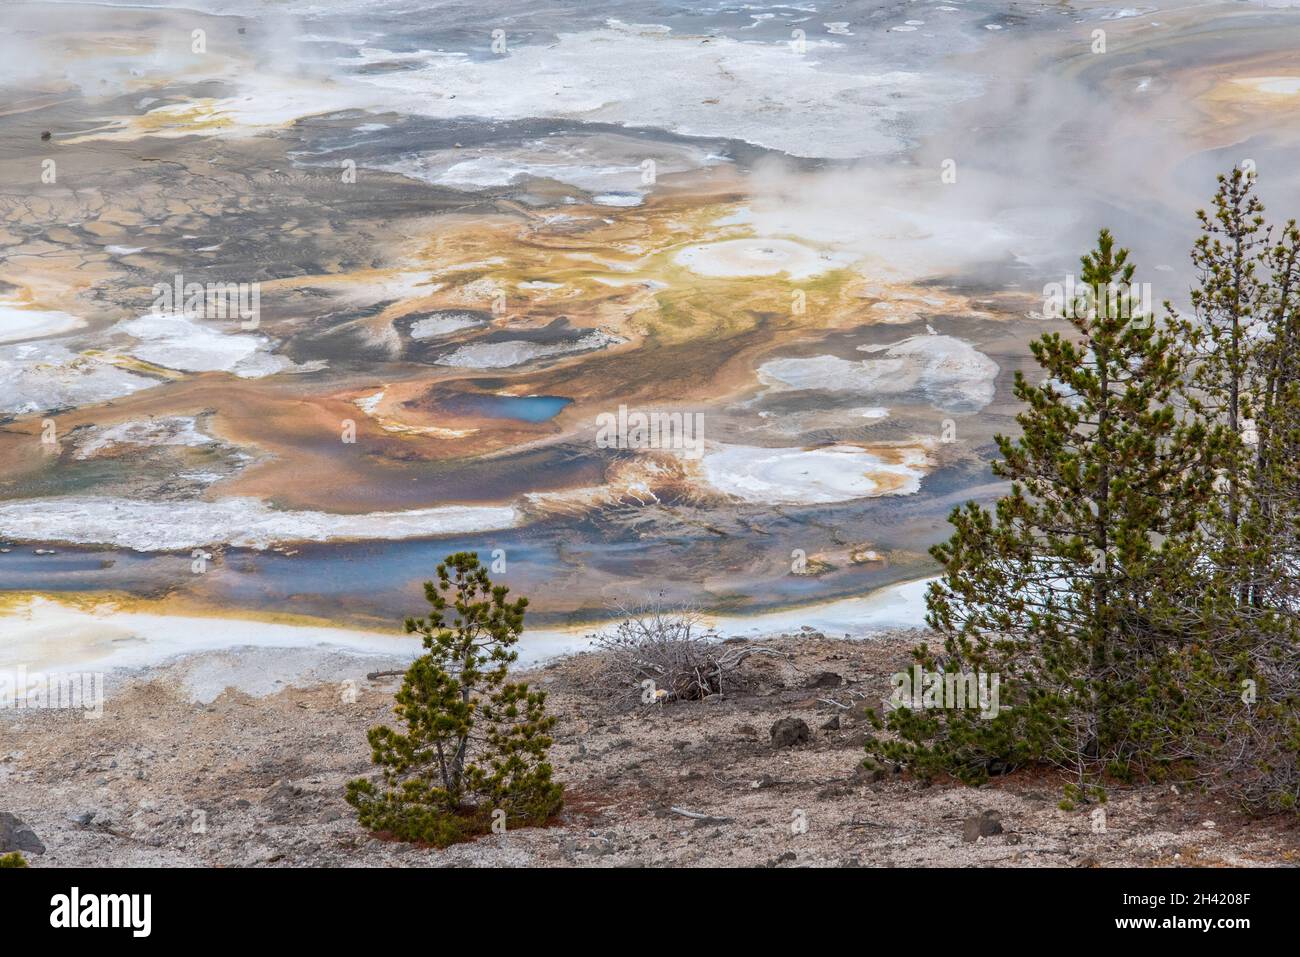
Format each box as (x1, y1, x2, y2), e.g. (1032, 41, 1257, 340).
(769, 717, 811, 748)
(820, 714, 841, 732)
(961, 810, 1004, 842)
(0, 813, 45, 855)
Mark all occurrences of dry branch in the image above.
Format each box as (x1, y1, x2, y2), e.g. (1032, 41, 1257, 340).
(589, 602, 785, 705)
(669, 806, 734, 824)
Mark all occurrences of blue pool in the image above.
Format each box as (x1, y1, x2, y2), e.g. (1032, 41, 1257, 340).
(442, 393, 573, 423)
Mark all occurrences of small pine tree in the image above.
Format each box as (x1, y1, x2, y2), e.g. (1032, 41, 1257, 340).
(866, 230, 1211, 787)
(346, 552, 563, 845)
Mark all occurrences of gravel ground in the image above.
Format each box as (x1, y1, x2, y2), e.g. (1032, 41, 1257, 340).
(2, 631, 1296, 867)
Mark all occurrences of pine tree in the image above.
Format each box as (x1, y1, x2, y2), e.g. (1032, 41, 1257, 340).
(867, 230, 1211, 787)
(1242, 227, 1300, 807)
(869, 178, 1300, 811)
(1182, 169, 1269, 537)
(1169, 174, 1300, 809)
(1247, 213, 1300, 611)
(346, 552, 563, 845)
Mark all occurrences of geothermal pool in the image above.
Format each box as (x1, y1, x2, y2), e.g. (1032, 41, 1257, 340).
(2, 0, 1300, 652)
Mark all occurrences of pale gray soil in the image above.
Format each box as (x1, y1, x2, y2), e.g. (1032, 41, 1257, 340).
(2, 631, 1296, 867)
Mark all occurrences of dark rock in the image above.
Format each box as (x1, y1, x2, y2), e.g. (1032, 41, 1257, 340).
(0, 813, 45, 855)
(820, 714, 841, 732)
(806, 671, 843, 689)
(736, 724, 759, 738)
(769, 717, 811, 748)
(961, 810, 1004, 843)
(852, 762, 885, 783)
(40, 131, 51, 142)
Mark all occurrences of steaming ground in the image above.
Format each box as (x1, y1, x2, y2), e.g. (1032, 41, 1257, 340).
(3, 0, 1300, 633)
(4, 4, 1300, 870)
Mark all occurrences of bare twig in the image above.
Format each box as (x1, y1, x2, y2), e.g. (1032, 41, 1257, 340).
(668, 806, 734, 824)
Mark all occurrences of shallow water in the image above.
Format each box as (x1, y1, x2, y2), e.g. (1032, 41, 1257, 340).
(438, 393, 573, 422)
